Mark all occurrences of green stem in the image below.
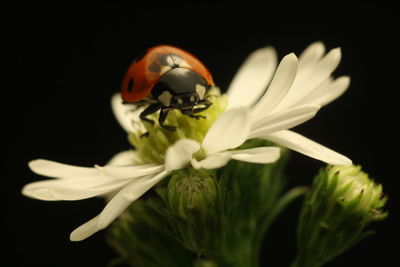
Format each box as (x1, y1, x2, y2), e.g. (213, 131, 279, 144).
(268, 186, 309, 227)
(251, 186, 308, 267)
(290, 256, 322, 267)
(256, 186, 309, 247)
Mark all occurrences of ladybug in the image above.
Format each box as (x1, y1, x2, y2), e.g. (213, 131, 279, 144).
(121, 45, 214, 131)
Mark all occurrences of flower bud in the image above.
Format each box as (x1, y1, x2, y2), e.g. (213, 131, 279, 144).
(167, 168, 218, 220)
(293, 165, 387, 267)
(327, 165, 386, 217)
(194, 260, 218, 267)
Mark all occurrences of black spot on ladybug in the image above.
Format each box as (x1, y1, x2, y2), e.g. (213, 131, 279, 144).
(134, 49, 147, 62)
(148, 61, 161, 73)
(127, 79, 134, 92)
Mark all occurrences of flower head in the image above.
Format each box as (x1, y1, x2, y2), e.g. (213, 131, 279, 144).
(327, 165, 386, 214)
(294, 165, 387, 266)
(117, 87, 228, 165)
(22, 42, 351, 241)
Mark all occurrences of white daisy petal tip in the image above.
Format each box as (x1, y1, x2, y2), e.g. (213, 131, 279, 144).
(111, 93, 137, 133)
(263, 130, 352, 167)
(226, 45, 277, 109)
(318, 76, 351, 106)
(327, 155, 352, 166)
(246, 45, 277, 61)
(285, 52, 299, 63)
(255, 45, 276, 54)
(338, 75, 351, 93)
(297, 42, 327, 72)
(107, 150, 139, 166)
(28, 159, 79, 178)
(21, 186, 47, 200)
(23, 183, 81, 202)
(299, 41, 326, 60)
(69, 217, 100, 242)
(326, 47, 342, 64)
(309, 41, 325, 52)
(339, 75, 351, 86)
(21, 184, 40, 199)
(28, 159, 46, 172)
(251, 52, 299, 119)
(283, 53, 299, 69)
(311, 41, 325, 48)
(111, 92, 121, 104)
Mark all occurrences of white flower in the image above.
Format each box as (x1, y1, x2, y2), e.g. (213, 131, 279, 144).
(22, 42, 351, 241)
(140, 41, 350, 169)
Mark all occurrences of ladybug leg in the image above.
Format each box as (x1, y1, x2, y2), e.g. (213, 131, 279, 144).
(190, 99, 213, 117)
(140, 132, 150, 138)
(140, 103, 162, 125)
(159, 108, 177, 131)
(189, 114, 206, 120)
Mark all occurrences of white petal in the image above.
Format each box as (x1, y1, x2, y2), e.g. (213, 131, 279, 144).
(22, 177, 131, 201)
(191, 151, 233, 169)
(29, 159, 160, 180)
(107, 150, 141, 166)
(251, 53, 298, 121)
(202, 107, 251, 155)
(231, 147, 281, 164)
(275, 48, 342, 112)
(70, 216, 99, 242)
(29, 159, 101, 179)
(296, 76, 350, 107)
(165, 139, 201, 171)
(24, 159, 164, 200)
(96, 164, 164, 179)
(191, 147, 281, 169)
(261, 130, 351, 165)
(227, 46, 277, 109)
(70, 170, 169, 241)
(297, 47, 342, 97)
(111, 93, 144, 133)
(249, 105, 320, 138)
(97, 171, 168, 228)
(298, 42, 326, 71)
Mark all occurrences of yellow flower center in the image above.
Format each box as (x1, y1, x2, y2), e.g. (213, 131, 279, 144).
(128, 88, 227, 164)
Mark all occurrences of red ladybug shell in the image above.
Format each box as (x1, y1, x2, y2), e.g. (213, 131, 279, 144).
(121, 45, 214, 102)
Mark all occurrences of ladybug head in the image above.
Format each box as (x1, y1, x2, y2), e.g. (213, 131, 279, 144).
(152, 68, 209, 110)
(170, 93, 201, 112)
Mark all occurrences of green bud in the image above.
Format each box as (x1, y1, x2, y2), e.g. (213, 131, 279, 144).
(328, 165, 387, 217)
(167, 168, 218, 220)
(293, 165, 387, 267)
(164, 168, 227, 256)
(194, 260, 218, 267)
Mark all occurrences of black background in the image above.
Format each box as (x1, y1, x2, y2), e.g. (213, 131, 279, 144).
(3, 2, 398, 267)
